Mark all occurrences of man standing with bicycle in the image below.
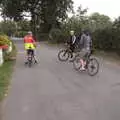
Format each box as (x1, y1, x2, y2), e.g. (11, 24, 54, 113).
(24, 31, 38, 64)
(67, 30, 77, 59)
(79, 30, 92, 70)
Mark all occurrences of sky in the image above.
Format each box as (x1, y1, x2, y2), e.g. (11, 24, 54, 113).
(73, 0, 120, 19)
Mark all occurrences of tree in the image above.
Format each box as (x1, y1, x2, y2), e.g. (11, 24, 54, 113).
(89, 12, 112, 31)
(61, 5, 89, 36)
(0, 19, 31, 37)
(76, 5, 88, 21)
(17, 20, 31, 31)
(1, 0, 73, 34)
(113, 17, 120, 30)
(0, 20, 16, 36)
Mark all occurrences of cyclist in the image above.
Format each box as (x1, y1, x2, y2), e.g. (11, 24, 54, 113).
(67, 30, 77, 59)
(79, 30, 92, 70)
(24, 31, 38, 64)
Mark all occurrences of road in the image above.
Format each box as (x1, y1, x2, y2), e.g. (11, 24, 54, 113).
(2, 41, 120, 120)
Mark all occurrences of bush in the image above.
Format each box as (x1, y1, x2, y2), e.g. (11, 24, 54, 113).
(49, 28, 66, 43)
(0, 35, 16, 61)
(3, 42, 16, 61)
(37, 33, 49, 41)
(0, 35, 11, 46)
(14, 31, 28, 37)
(92, 27, 120, 55)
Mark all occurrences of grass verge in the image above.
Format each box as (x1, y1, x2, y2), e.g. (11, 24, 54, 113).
(95, 50, 120, 65)
(0, 45, 16, 101)
(0, 61, 15, 101)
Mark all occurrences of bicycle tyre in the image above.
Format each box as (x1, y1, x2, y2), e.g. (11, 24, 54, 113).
(28, 57, 33, 68)
(73, 55, 82, 71)
(28, 61, 32, 67)
(87, 57, 99, 76)
(58, 49, 70, 62)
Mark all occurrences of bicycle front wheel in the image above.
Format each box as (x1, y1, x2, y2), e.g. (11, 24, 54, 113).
(73, 55, 82, 71)
(58, 49, 70, 62)
(87, 58, 99, 76)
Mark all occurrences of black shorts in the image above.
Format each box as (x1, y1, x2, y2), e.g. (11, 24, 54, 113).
(27, 49, 34, 56)
(70, 44, 75, 52)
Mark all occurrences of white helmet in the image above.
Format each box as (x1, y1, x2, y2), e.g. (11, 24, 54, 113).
(70, 30, 75, 35)
(28, 31, 32, 34)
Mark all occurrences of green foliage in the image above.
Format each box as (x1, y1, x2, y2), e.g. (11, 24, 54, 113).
(37, 33, 49, 41)
(0, 20, 31, 37)
(14, 31, 28, 37)
(0, 34, 16, 61)
(17, 20, 31, 31)
(1, 0, 73, 33)
(0, 35, 11, 46)
(89, 13, 112, 32)
(49, 28, 66, 43)
(3, 41, 17, 61)
(93, 26, 120, 55)
(93, 28, 113, 50)
(0, 61, 14, 101)
(0, 21, 16, 36)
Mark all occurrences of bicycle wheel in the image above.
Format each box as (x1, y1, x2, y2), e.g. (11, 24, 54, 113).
(87, 58, 99, 76)
(58, 49, 70, 62)
(73, 55, 82, 71)
(28, 56, 33, 68)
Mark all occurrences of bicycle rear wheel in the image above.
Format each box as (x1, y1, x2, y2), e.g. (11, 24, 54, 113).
(28, 61, 32, 67)
(87, 58, 99, 76)
(27, 56, 33, 68)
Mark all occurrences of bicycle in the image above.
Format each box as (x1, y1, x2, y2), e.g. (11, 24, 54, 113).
(73, 50, 99, 76)
(25, 48, 37, 68)
(58, 43, 80, 62)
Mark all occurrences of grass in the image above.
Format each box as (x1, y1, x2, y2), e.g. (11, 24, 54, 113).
(95, 50, 120, 65)
(0, 61, 15, 101)
(0, 45, 16, 101)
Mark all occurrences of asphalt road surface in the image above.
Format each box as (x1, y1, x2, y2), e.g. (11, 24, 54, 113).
(2, 41, 120, 120)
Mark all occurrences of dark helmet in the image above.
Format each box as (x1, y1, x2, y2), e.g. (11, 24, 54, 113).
(82, 29, 90, 35)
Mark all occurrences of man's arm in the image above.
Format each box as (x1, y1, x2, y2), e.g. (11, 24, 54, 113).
(72, 36, 76, 44)
(31, 36, 36, 48)
(33, 36, 37, 42)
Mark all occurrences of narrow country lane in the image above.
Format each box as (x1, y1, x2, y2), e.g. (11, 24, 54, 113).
(2, 41, 120, 120)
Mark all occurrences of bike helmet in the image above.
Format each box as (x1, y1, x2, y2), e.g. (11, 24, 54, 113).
(70, 30, 75, 35)
(28, 31, 32, 35)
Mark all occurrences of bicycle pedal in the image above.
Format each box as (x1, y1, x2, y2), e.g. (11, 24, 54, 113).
(24, 62, 28, 65)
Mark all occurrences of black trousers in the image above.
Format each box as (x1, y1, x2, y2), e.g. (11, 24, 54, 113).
(70, 44, 75, 52)
(27, 49, 34, 56)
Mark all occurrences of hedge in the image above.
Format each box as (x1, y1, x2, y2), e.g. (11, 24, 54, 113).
(0, 34, 16, 61)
